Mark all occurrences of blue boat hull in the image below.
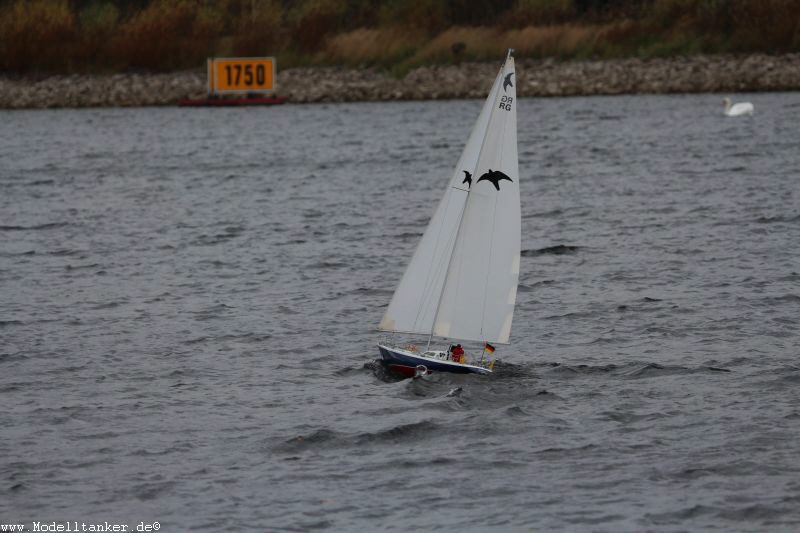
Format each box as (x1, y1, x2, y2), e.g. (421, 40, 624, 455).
(377, 345, 491, 375)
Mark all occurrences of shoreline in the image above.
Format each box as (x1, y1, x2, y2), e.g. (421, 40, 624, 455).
(2, 53, 799, 109)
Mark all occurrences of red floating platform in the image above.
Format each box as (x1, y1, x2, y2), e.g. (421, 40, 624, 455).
(178, 96, 285, 107)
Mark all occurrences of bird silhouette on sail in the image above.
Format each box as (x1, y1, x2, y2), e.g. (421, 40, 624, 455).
(503, 73, 514, 92)
(462, 170, 472, 188)
(477, 169, 513, 191)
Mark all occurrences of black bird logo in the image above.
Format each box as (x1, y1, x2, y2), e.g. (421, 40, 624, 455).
(477, 169, 513, 191)
(503, 73, 514, 92)
(462, 170, 472, 188)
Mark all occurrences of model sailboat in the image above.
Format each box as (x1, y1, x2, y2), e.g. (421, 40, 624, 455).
(377, 51, 520, 376)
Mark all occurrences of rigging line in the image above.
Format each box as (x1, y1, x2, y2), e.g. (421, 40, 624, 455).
(428, 66, 505, 343)
(412, 181, 467, 332)
(429, 186, 471, 342)
(477, 62, 512, 340)
(411, 86, 497, 334)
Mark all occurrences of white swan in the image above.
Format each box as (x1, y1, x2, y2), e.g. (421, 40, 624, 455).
(723, 97, 754, 116)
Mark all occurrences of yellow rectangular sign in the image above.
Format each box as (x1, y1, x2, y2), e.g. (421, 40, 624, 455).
(209, 57, 276, 94)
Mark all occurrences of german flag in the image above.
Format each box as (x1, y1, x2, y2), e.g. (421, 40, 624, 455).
(484, 342, 495, 353)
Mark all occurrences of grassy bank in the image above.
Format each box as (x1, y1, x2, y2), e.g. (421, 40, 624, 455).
(2, 0, 799, 74)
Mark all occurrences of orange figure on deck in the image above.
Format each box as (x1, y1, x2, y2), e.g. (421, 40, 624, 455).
(451, 344, 465, 363)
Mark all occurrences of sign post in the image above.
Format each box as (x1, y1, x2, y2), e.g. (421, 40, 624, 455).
(180, 57, 284, 106)
(208, 57, 277, 96)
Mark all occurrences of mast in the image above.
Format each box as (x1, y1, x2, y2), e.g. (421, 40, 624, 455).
(428, 52, 513, 346)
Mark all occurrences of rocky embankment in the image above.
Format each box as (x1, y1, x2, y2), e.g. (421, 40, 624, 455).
(1, 53, 799, 108)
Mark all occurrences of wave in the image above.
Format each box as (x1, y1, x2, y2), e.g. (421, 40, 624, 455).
(183, 332, 272, 345)
(756, 214, 800, 224)
(523, 208, 564, 218)
(0, 222, 69, 231)
(275, 420, 440, 455)
(539, 361, 731, 378)
(0, 249, 36, 257)
(521, 245, 580, 256)
(355, 420, 439, 445)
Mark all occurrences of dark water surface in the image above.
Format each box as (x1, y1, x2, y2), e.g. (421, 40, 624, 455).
(2, 93, 799, 532)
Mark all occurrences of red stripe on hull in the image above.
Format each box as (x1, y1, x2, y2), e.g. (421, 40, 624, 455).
(387, 364, 430, 378)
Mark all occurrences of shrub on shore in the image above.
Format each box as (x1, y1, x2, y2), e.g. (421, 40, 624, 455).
(0, 0, 77, 72)
(1, 0, 798, 74)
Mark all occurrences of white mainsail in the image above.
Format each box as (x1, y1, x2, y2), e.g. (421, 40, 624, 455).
(378, 52, 520, 345)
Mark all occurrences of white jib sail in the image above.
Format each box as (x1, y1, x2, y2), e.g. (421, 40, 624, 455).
(379, 53, 520, 344)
